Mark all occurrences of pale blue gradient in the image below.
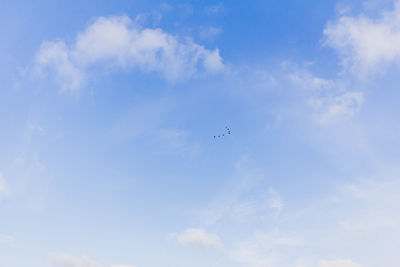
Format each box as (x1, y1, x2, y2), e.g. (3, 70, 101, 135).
(1, 1, 400, 267)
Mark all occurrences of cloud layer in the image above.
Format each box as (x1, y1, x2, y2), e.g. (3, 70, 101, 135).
(0, 172, 8, 197)
(324, 0, 400, 75)
(177, 228, 223, 248)
(308, 91, 364, 124)
(35, 15, 224, 91)
(49, 253, 134, 267)
(283, 62, 364, 124)
(318, 259, 362, 267)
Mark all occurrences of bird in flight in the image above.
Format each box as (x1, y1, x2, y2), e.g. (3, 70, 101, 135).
(214, 126, 231, 138)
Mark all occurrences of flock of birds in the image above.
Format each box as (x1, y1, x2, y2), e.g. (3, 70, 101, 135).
(214, 126, 231, 138)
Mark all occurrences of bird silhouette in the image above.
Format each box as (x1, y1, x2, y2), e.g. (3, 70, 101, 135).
(213, 127, 231, 139)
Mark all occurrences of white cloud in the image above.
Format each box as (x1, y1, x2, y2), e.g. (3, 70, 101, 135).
(179, 157, 400, 267)
(231, 230, 302, 267)
(283, 62, 334, 91)
(35, 41, 84, 91)
(49, 253, 134, 267)
(0, 172, 8, 197)
(324, 0, 400, 75)
(49, 253, 102, 267)
(35, 15, 225, 91)
(339, 219, 396, 234)
(266, 188, 283, 213)
(318, 259, 363, 267)
(177, 228, 222, 248)
(338, 177, 400, 236)
(309, 91, 364, 124)
(283, 63, 364, 124)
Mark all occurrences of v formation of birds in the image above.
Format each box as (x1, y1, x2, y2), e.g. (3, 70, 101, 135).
(214, 126, 231, 138)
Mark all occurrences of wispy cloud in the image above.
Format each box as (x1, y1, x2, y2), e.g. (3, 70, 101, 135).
(176, 228, 223, 248)
(6, 121, 51, 211)
(308, 91, 364, 124)
(282, 61, 334, 91)
(231, 230, 303, 267)
(180, 154, 400, 267)
(324, 0, 400, 76)
(318, 259, 363, 267)
(199, 156, 283, 226)
(0, 172, 8, 198)
(283, 62, 364, 124)
(34, 15, 225, 92)
(49, 252, 135, 267)
(338, 176, 400, 236)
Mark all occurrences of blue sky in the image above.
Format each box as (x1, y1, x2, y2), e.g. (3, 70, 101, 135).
(1, 1, 400, 267)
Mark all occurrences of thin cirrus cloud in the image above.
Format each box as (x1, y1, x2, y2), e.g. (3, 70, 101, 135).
(318, 259, 363, 267)
(283, 62, 364, 124)
(339, 177, 400, 236)
(0, 172, 8, 198)
(34, 15, 225, 92)
(197, 156, 284, 226)
(324, 0, 400, 75)
(308, 91, 364, 124)
(48, 252, 135, 267)
(176, 228, 223, 248)
(230, 230, 303, 267)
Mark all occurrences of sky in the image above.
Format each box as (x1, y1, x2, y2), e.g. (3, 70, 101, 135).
(1, 0, 400, 267)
